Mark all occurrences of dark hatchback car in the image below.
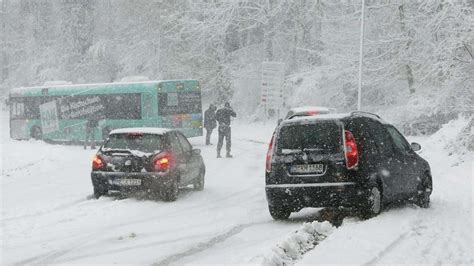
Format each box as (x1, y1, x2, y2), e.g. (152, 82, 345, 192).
(91, 128, 205, 201)
(265, 112, 432, 219)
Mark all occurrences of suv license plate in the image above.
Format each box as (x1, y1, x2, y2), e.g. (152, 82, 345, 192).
(111, 179, 142, 186)
(291, 164, 324, 174)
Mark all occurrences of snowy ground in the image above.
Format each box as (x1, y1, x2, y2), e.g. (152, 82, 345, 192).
(1, 114, 472, 265)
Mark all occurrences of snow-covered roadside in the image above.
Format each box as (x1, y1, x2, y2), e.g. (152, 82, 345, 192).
(298, 116, 473, 265)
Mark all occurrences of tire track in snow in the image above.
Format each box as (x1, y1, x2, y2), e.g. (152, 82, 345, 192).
(153, 222, 267, 266)
(2, 158, 48, 175)
(0, 198, 88, 222)
(363, 217, 424, 266)
(363, 231, 410, 266)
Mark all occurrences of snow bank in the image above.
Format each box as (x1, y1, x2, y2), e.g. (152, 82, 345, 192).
(423, 114, 473, 156)
(262, 221, 334, 266)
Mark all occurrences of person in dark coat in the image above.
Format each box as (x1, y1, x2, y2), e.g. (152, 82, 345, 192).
(84, 113, 100, 149)
(215, 102, 237, 158)
(204, 104, 217, 145)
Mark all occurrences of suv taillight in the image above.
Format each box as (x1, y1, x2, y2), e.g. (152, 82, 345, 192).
(92, 155, 104, 170)
(154, 153, 171, 172)
(266, 135, 275, 173)
(344, 130, 358, 169)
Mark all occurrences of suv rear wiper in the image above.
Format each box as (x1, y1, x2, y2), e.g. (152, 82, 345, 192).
(302, 148, 324, 152)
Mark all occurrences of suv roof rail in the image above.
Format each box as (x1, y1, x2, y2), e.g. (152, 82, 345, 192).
(350, 111, 381, 119)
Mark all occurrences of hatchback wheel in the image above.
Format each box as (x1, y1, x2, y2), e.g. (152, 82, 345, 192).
(269, 205, 291, 220)
(416, 174, 432, 208)
(361, 186, 382, 219)
(93, 186, 108, 199)
(193, 168, 205, 191)
(162, 178, 179, 202)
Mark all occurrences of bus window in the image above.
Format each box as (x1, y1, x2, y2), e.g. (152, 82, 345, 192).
(158, 92, 202, 115)
(103, 93, 142, 120)
(11, 101, 25, 119)
(142, 94, 154, 117)
(24, 98, 41, 119)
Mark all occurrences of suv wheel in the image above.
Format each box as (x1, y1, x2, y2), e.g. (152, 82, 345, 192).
(162, 177, 179, 202)
(269, 205, 291, 220)
(361, 186, 382, 219)
(193, 168, 205, 191)
(416, 174, 432, 208)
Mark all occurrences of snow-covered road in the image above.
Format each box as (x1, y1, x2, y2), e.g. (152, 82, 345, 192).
(0, 116, 311, 265)
(1, 114, 472, 265)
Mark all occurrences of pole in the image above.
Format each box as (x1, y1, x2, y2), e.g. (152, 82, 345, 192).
(357, 0, 365, 111)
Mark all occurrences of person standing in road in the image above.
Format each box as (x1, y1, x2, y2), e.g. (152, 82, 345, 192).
(204, 104, 217, 145)
(84, 113, 99, 149)
(215, 102, 236, 158)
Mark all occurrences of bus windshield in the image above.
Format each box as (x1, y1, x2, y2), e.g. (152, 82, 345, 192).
(158, 91, 202, 115)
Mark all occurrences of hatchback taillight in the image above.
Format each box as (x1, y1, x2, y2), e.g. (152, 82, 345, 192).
(92, 155, 104, 170)
(266, 135, 275, 173)
(154, 153, 171, 172)
(344, 130, 358, 169)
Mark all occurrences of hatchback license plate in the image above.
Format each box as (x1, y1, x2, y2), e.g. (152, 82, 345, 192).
(111, 178, 142, 186)
(291, 164, 324, 174)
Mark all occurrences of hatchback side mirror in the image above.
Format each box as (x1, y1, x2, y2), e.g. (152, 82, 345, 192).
(277, 118, 283, 125)
(411, 142, 421, 152)
(192, 149, 201, 155)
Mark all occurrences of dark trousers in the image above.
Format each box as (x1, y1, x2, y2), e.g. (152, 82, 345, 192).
(217, 126, 231, 155)
(84, 127, 96, 149)
(205, 127, 214, 145)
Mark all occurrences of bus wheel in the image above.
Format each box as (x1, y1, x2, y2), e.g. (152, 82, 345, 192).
(31, 126, 42, 140)
(102, 127, 111, 140)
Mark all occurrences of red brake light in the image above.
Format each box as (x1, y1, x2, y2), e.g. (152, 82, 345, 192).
(266, 135, 275, 173)
(344, 130, 358, 169)
(92, 155, 104, 170)
(154, 154, 171, 172)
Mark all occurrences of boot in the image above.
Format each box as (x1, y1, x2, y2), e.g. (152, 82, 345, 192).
(217, 153, 222, 158)
(226, 152, 233, 158)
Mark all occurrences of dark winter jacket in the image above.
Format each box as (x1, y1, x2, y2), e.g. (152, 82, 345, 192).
(204, 107, 217, 129)
(216, 107, 236, 127)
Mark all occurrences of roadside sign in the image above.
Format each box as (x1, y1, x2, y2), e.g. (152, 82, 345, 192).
(39, 100, 59, 134)
(261, 62, 285, 116)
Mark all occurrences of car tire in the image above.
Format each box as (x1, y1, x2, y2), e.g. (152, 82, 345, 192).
(93, 186, 108, 199)
(269, 205, 291, 220)
(193, 168, 205, 191)
(162, 177, 179, 202)
(31, 126, 42, 140)
(416, 174, 432, 208)
(361, 185, 383, 219)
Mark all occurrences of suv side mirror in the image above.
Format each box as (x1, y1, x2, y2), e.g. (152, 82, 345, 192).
(411, 142, 421, 152)
(192, 149, 201, 155)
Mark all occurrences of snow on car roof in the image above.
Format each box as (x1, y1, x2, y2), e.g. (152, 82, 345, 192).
(282, 113, 351, 125)
(109, 127, 172, 135)
(289, 106, 331, 113)
(282, 112, 388, 125)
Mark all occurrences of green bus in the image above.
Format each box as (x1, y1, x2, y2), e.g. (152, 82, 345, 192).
(9, 80, 203, 142)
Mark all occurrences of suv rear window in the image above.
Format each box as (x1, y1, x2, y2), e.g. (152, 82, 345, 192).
(277, 122, 343, 154)
(103, 133, 164, 153)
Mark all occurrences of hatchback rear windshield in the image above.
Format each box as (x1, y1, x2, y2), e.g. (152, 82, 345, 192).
(277, 122, 343, 154)
(103, 133, 164, 153)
